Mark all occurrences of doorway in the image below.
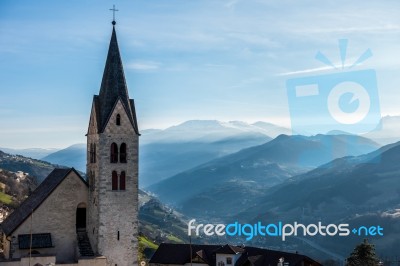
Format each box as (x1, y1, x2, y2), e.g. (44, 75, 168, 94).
(76, 203, 87, 229)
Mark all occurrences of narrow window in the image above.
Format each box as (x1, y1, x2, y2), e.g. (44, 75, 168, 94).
(117, 231, 120, 240)
(120, 143, 127, 163)
(110, 143, 118, 163)
(120, 171, 126, 191)
(90, 171, 95, 191)
(89, 143, 93, 163)
(93, 143, 96, 163)
(112, 171, 118, 190)
(116, 114, 121, 126)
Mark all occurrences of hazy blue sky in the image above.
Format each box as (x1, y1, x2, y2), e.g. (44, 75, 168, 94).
(0, 0, 399, 148)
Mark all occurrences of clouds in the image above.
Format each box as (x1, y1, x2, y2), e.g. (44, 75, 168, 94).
(0, 0, 399, 148)
(125, 0, 400, 74)
(127, 61, 162, 71)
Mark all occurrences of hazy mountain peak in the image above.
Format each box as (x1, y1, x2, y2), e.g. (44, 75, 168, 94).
(363, 115, 400, 145)
(326, 130, 354, 135)
(170, 120, 222, 129)
(65, 143, 86, 149)
(41, 144, 86, 172)
(252, 121, 276, 126)
(149, 132, 380, 212)
(251, 122, 292, 138)
(140, 119, 288, 144)
(274, 134, 291, 140)
(0, 147, 60, 160)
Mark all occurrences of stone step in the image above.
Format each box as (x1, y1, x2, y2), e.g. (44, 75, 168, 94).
(76, 230, 95, 257)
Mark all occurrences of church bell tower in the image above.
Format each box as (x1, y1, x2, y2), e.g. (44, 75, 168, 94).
(86, 19, 139, 266)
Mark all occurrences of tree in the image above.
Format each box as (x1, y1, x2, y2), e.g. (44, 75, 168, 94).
(346, 239, 380, 266)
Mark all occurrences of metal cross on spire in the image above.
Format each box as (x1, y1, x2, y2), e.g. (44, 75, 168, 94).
(110, 4, 119, 25)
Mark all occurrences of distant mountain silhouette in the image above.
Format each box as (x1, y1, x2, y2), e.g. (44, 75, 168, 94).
(0, 150, 57, 183)
(148, 134, 380, 217)
(363, 115, 400, 145)
(254, 141, 400, 214)
(0, 147, 59, 160)
(39, 120, 290, 187)
(140, 120, 290, 187)
(42, 144, 86, 172)
(238, 141, 400, 257)
(141, 120, 289, 144)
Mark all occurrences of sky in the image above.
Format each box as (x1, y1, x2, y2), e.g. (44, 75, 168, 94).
(0, 0, 399, 148)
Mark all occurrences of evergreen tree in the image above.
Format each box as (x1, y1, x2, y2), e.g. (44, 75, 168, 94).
(346, 239, 380, 266)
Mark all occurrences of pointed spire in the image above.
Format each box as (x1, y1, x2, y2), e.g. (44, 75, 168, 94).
(99, 25, 129, 104)
(96, 24, 138, 134)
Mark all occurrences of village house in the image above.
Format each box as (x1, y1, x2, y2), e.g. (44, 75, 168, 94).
(149, 243, 322, 266)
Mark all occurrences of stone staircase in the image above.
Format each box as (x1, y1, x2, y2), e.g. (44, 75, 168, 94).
(77, 228, 94, 257)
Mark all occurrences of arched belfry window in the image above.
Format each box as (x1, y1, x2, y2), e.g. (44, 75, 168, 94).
(116, 114, 121, 126)
(111, 171, 126, 191)
(120, 143, 127, 163)
(110, 143, 118, 163)
(120, 171, 126, 191)
(112, 171, 118, 190)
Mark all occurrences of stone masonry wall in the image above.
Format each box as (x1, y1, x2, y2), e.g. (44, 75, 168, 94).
(87, 103, 100, 254)
(8, 171, 88, 263)
(90, 99, 139, 266)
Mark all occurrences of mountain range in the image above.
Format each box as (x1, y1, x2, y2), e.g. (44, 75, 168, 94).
(238, 141, 400, 257)
(0, 147, 59, 160)
(41, 143, 86, 172)
(0, 150, 57, 183)
(363, 115, 400, 145)
(144, 132, 399, 258)
(140, 120, 291, 144)
(2, 118, 400, 259)
(140, 120, 292, 187)
(147, 134, 380, 218)
(9, 117, 399, 184)
(35, 120, 289, 185)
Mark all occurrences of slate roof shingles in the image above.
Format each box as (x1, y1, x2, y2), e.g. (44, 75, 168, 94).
(149, 243, 322, 266)
(96, 26, 139, 135)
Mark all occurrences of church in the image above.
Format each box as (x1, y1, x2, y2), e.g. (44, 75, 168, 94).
(1, 19, 139, 266)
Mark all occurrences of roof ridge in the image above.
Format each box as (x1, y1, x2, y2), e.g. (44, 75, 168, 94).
(1, 168, 85, 235)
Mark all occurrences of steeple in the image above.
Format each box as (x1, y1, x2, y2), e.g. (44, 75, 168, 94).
(95, 24, 139, 134)
(86, 18, 139, 266)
